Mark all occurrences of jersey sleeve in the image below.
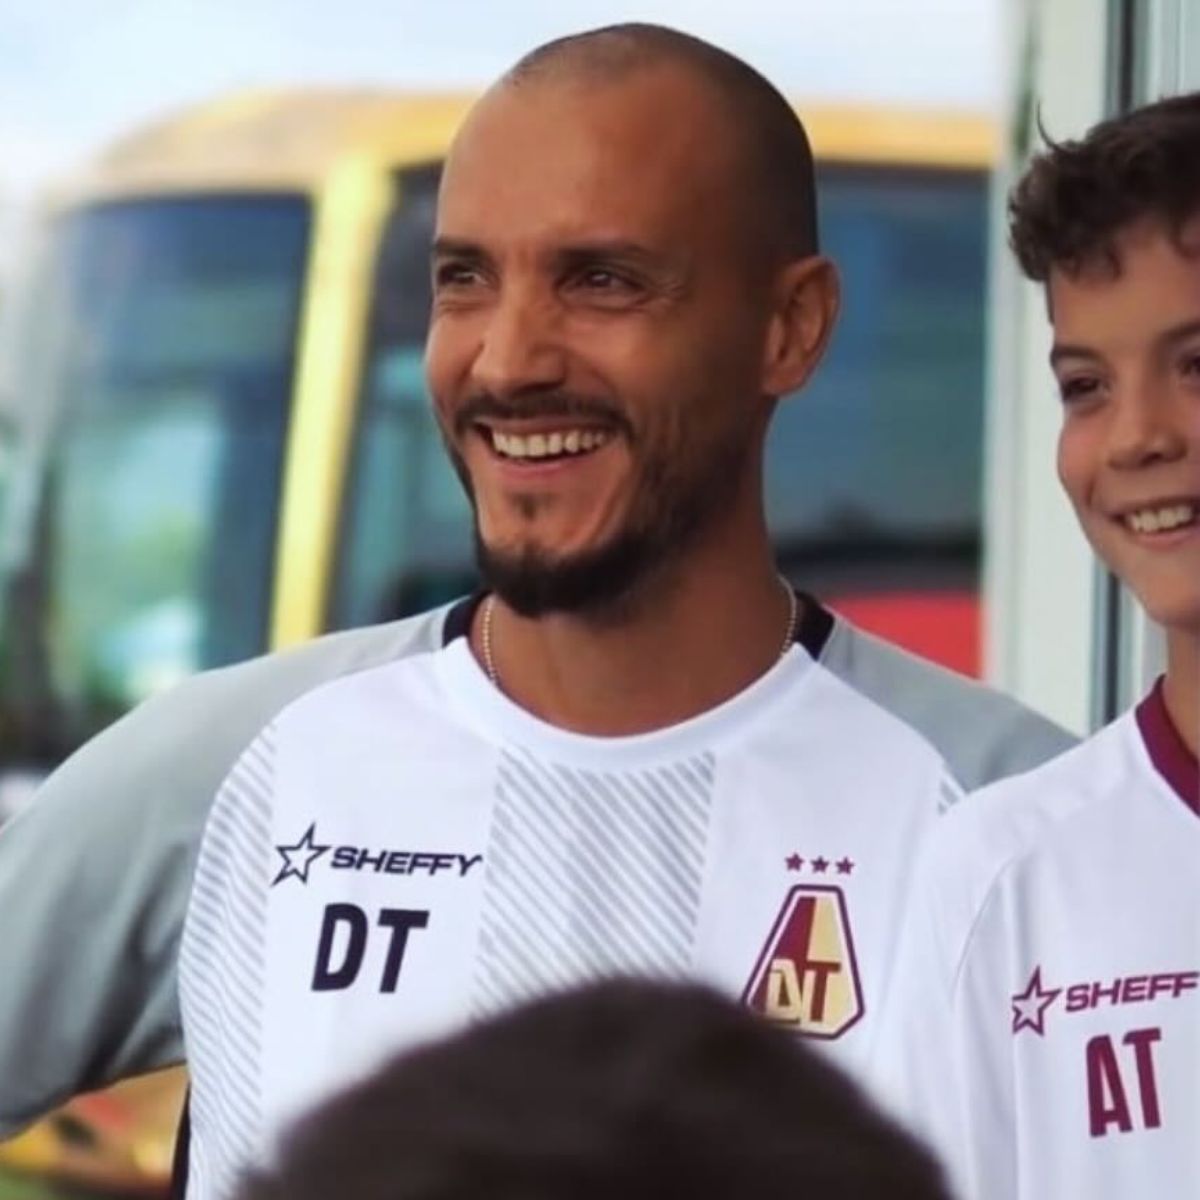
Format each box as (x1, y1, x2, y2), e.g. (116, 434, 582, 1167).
(0, 682, 216, 1135)
(0, 611, 447, 1137)
(867, 813, 1018, 1200)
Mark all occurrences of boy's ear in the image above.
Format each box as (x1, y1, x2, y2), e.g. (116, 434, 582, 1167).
(761, 256, 840, 397)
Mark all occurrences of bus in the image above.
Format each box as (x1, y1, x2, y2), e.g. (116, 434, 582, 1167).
(0, 88, 992, 1192)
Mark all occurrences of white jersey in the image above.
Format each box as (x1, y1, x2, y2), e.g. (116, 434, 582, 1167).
(180, 620, 963, 1199)
(872, 682, 1200, 1200)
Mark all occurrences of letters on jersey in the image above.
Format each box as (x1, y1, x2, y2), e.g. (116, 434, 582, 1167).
(273, 822, 484, 886)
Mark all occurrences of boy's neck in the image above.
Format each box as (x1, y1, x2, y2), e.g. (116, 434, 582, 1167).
(1163, 629, 1200, 757)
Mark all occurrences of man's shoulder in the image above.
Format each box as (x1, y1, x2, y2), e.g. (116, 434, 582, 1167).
(798, 658, 960, 798)
(818, 616, 1077, 792)
(166, 608, 450, 733)
(35, 606, 455, 827)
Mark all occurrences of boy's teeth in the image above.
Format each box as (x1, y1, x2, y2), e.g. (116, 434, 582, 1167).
(1126, 503, 1196, 534)
(490, 428, 611, 460)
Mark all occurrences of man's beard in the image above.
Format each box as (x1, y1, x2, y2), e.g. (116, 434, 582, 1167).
(441, 389, 752, 618)
(476, 524, 656, 618)
(457, 438, 749, 620)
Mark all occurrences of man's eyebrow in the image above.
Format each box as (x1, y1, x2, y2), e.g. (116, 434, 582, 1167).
(429, 237, 681, 279)
(553, 239, 663, 262)
(431, 237, 487, 259)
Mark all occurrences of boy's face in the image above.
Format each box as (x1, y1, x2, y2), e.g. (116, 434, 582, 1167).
(1050, 217, 1200, 634)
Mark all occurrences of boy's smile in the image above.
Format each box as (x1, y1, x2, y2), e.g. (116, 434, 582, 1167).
(1050, 217, 1200, 635)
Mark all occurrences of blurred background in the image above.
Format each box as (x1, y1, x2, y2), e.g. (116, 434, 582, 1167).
(0, 0, 1194, 1196)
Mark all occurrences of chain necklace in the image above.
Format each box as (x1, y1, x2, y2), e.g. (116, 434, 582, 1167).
(480, 578, 798, 688)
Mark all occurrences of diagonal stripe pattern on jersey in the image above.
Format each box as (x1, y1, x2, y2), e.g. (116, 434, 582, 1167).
(180, 728, 273, 1200)
(474, 748, 714, 1012)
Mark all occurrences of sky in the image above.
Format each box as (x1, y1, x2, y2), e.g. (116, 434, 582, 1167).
(0, 0, 1004, 299)
(1, 0, 1003, 195)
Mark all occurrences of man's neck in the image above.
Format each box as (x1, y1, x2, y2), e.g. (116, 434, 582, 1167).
(1163, 628, 1199, 757)
(471, 540, 795, 737)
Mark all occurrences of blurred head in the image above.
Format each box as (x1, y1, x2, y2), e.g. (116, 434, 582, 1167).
(1009, 93, 1200, 634)
(427, 24, 838, 617)
(238, 979, 951, 1200)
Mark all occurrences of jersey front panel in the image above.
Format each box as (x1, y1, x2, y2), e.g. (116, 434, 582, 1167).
(261, 658, 495, 1148)
(182, 636, 957, 1199)
(876, 707, 1200, 1200)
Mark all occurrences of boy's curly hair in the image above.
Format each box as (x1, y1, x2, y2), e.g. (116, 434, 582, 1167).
(1009, 91, 1200, 281)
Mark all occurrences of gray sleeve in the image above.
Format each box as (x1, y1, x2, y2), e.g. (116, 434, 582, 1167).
(818, 620, 1079, 793)
(0, 611, 447, 1136)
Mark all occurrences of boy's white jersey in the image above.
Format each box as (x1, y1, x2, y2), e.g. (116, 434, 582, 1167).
(180, 630, 962, 1200)
(872, 682, 1200, 1200)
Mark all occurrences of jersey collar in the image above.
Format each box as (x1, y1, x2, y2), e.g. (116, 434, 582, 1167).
(440, 589, 835, 661)
(1135, 678, 1199, 816)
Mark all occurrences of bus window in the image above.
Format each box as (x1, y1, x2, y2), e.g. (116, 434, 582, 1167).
(0, 196, 309, 761)
(768, 165, 987, 671)
(331, 165, 476, 630)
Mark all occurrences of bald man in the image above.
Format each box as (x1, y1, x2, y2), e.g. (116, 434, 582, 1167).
(0, 25, 1071, 1198)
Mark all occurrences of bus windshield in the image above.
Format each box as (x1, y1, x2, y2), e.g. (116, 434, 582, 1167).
(0, 195, 309, 762)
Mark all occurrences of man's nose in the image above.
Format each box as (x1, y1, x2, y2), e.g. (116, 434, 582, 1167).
(1106, 382, 1189, 470)
(469, 285, 568, 399)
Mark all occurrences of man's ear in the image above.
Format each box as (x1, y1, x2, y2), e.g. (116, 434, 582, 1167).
(760, 256, 840, 397)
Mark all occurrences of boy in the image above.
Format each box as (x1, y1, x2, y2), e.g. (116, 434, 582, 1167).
(872, 93, 1199, 1199)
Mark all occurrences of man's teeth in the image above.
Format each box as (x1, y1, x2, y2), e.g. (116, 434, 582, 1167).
(1125, 503, 1196, 534)
(491, 429, 612, 459)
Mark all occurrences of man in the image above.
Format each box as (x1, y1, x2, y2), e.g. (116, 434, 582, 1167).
(872, 93, 1200, 1199)
(237, 979, 953, 1200)
(0, 23, 1070, 1194)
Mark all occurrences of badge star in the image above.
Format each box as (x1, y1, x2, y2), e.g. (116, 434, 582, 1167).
(1011, 966, 1060, 1036)
(836, 857, 855, 875)
(273, 823, 331, 886)
(786, 853, 804, 871)
(811, 856, 829, 874)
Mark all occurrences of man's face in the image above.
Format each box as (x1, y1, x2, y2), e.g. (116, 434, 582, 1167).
(1051, 218, 1200, 633)
(426, 68, 775, 616)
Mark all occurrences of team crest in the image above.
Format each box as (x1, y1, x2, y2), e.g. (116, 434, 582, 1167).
(743, 885, 864, 1038)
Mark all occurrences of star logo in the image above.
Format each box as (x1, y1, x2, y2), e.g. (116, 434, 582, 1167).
(273, 823, 331, 886)
(1011, 966, 1061, 1036)
(811, 856, 829, 874)
(785, 853, 804, 872)
(835, 857, 855, 875)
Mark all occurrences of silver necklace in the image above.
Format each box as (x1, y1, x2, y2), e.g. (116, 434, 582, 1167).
(480, 578, 798, 688)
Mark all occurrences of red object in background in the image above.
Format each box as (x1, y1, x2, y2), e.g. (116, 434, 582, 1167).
(829, 591, 981, 679)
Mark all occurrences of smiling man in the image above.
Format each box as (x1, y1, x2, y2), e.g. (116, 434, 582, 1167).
(0, 24, 1073, 1200)
(422, 35, 844, 720)
(424, 44, 836, 727)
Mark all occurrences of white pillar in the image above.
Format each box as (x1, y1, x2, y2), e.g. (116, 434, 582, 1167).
(983, 0, 1109, 735)
(1110, 0, 1200, 707)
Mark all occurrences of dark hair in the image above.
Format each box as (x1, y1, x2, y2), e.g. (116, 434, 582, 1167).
(237, 980, 950, 1200)
(505, 23, 818, 263)
(1009, 91, 1200, 281)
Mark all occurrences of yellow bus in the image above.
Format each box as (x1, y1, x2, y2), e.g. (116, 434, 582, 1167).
(0, 88, 992, 1194)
